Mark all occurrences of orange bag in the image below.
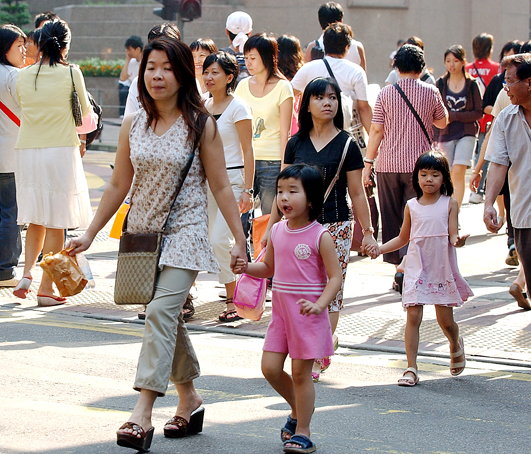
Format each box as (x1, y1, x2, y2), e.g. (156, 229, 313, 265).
(252, 214, 270, 260)
(40, 248, 88, 297)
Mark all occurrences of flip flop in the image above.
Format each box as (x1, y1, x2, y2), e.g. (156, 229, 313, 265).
(283, 434, 317, 453)
(37, 294, 67, 307)
(116, 422, 154, 453)
(13, 277, 32, 299)
(398, 367, 419, 386)
(509, 283, 531, 311)
(450, 336, 466, 376)
(280, 414, 297, 441)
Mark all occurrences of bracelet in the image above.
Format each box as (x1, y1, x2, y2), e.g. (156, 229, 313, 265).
(243, 188, 254, 195)
(363, 157, 375, 164)
(79, 139, 86, 144)
(363, 226, 375, 234)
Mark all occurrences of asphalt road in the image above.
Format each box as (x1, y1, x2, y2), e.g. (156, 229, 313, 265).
(1, 303, 530, 454)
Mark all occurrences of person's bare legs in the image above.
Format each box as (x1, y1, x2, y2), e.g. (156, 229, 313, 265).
(117, 389, 158, 438)
(451, 164, 467, 209)
(403, 305, 423, 380)
(224, 280, 237, 311)
(262, 351, 297, 416)
(284, 358, 315, 448)
(173, 380, 203, 421)
(435, 306, 464, 374)
(38, 227, 65, 296)
(20, 223, 46, 280)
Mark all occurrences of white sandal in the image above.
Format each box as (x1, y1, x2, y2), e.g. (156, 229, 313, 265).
(398, 367, 419, 386)
(450, 336, 466, 376)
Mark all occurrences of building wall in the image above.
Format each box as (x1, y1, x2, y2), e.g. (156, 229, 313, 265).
(41, 0, 529, 86)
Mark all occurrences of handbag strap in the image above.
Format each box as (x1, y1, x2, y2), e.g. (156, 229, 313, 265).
(0, 100, 20, 127)
(472, 63, 486, 89)
(393, 82, 431, 144)
(69, 66, 77, 92)
(324, 136, 351, 203)
(122, 149, 196, 233)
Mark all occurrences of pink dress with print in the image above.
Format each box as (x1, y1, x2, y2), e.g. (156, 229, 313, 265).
(263, 220, 334, 360)
(403, 195, 473, 308)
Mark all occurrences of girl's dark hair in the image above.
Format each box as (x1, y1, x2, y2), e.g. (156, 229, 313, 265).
(203, 51, 239, 93)
(138, 36, 210, 149)
(443, 45, 469, 78)
(243, 33, 284, 81)
(394, 44, 425, 74)
(276, 164, 324, 221)
(472, 33, 494, 60)
(412, 150, 454, 199)
(0, 24, 26, 66)
(39, 19, 70, 66)
(296, 77, 344, 138)
(499, 40, 522, 62)
(277, 35, 304, 80)
(190, 38, 218, 54)
(148, 23, 181, 42)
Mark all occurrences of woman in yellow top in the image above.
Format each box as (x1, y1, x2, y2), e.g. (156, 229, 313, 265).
(13, 20, 91, 306)
(235, 33, 294, 215)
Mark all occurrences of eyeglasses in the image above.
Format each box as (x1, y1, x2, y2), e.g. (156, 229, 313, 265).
(503, 79, 524, 91)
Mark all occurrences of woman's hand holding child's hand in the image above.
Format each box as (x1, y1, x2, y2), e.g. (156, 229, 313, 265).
(451, 234, 469, 248)
(231, 257, 248, 274)
(364, 243, 381, 259)
(297, 299, 324, 316)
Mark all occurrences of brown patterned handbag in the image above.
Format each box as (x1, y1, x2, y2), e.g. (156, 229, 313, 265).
(114, 149, 195, 305)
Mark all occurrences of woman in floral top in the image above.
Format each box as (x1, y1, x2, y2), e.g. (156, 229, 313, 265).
(70, 38, 246, 452)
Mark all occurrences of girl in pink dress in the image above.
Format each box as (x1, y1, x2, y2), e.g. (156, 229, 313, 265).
(368, 151, 473, 387)
(233, 164, 342, 453)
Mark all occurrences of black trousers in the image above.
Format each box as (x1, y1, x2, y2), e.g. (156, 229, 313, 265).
(514, 228, 531, 293)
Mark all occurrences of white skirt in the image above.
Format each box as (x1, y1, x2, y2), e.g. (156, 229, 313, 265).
(15, 146, 93, 229)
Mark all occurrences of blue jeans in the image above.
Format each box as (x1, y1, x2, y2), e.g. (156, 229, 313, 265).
(0, 173, 21, 280)
(254, 160, 281, 215)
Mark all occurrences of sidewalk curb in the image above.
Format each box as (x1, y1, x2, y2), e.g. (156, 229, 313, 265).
(78, 311, 531, 370)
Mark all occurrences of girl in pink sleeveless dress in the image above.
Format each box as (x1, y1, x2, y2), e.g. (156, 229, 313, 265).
(233, 164, 342, 453)
(368, 151, 473, 387)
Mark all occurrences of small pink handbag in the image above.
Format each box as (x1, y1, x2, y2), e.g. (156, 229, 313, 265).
(233, 248, 267, 321)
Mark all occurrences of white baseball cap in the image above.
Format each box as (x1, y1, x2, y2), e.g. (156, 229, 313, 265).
(226, 11, 253, 53)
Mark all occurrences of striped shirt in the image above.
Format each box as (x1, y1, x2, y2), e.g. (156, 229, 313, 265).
(372, 78, 447, 173)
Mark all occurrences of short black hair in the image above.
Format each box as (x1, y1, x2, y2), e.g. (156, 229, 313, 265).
(125, 35, 143, 50)
(190, 38, 218, 54)
(472, 33, 494, 60)
(203, 51, 239, 93)
(501, 53, 531, 81)
(34, 11, 58, 29)
(393, 44, 425, 74)
(412, 150, 453, 199)
(318, 2, 344, 30)
(276, 164, 324, 221)
(323, 22, 352, 56)
(148, 23, 181, 42)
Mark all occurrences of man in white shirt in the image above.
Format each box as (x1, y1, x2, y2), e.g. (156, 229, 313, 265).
(119, 35, 143, 117)
(484, 54, 531, 310)
(292, 22, 372, 134)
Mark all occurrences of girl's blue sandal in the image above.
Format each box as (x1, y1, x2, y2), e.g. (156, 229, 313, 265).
(283, 434, 316, 453)
(280, 414, 297, 441)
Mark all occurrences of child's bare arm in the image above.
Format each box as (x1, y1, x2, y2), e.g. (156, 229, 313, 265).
(298, 232, 342, 316)
(448, 197, 469, 247)
(379, 204, 411, 255)
(232, 243, 275, 278)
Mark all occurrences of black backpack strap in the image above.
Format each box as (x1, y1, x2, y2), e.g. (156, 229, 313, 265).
(393, 83, 431, 144)
(472, 63, 486, 89)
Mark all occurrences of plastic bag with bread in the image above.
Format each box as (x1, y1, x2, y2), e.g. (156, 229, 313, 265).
(40, 248, 88, 297)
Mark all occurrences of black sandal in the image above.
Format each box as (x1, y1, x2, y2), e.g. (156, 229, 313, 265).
(183, 294, 195, 320)
(393, 272, 404, 294)
(219, 298, 242, 322)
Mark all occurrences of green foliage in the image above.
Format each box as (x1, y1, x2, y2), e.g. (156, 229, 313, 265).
(74, 58, 124, 77)
(0, 0, 31, 27)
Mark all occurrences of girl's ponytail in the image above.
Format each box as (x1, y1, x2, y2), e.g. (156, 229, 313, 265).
(35, 19, 71, 88)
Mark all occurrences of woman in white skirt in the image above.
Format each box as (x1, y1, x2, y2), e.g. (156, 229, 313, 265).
(13, 19, 91, 306)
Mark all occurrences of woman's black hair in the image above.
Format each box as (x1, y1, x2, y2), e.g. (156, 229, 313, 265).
(499, 40, 522, 62)
(138, 36, 210, 149)
(190, 38, 218, 54)
(412, 150, 454, 199)
(275, 164, 324, 221)
(34, 19, 71, 87)
(0, 24, 26, 66)
(203, 51, 239, 93)
(296, 77, 344, 138)
(243, 33, 284, 81)
(393, 44, 425, 74)
(277, 34, 304, 80)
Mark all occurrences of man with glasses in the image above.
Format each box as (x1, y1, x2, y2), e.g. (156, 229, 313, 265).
(484, 53, 531, 310)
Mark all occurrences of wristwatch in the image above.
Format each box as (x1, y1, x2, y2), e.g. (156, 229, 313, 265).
(243, 188, 254, 195)
(362, 226, 375, 234)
